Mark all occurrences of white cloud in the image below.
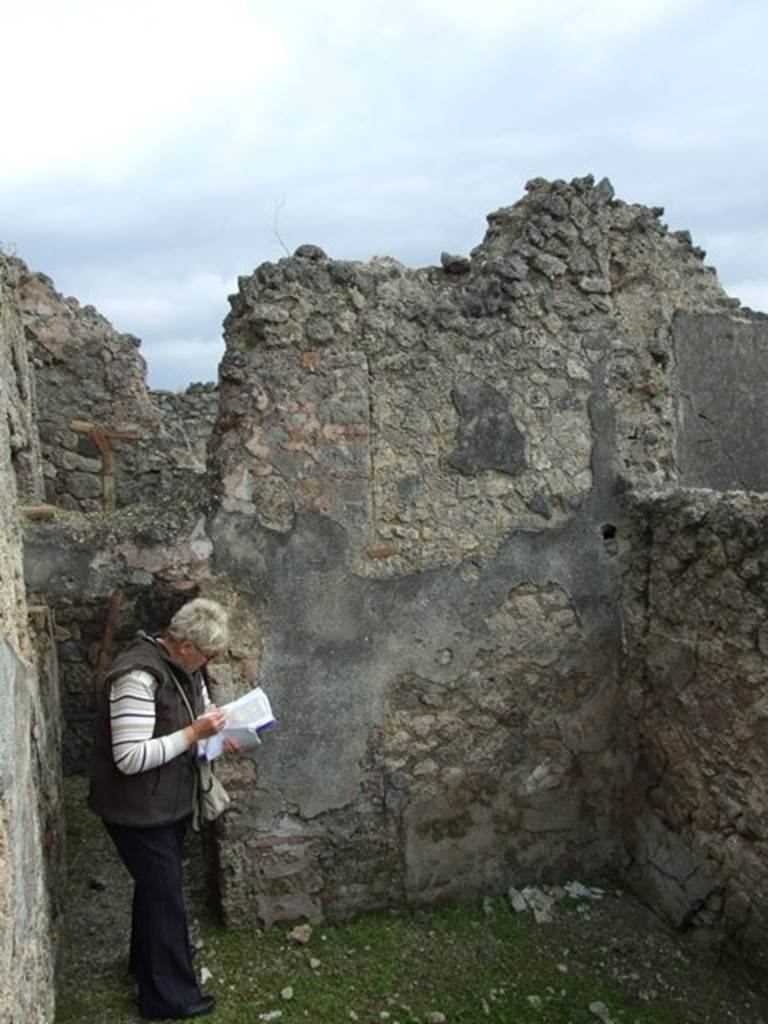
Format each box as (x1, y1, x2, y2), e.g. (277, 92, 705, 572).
(89, 271, 236, 332)
(724, 280, 768, 315)
(0, 0, 288, 178)
(412, 0, 693, 40)
(141, 336, 224, 390)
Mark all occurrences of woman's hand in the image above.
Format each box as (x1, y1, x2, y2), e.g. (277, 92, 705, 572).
(185, 708, 227, 744)
(222, 737, 244, 755)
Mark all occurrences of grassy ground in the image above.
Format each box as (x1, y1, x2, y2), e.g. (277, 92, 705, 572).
(56, 777, 768, 1024)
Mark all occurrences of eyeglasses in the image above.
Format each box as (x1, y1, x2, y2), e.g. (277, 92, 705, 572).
(188, 642, 218, 665)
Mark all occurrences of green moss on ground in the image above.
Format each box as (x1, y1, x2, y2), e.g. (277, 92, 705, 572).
(56, 778, 768, 1024)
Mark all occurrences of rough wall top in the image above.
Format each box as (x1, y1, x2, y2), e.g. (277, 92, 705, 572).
(14, 258, 218, 512)
(223, 174, 730, 354)
(23, 475, 215, 602)
(214, 175, 734, 577)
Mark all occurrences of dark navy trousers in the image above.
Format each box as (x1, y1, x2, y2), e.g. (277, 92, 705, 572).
(104, 817, 203, 1018)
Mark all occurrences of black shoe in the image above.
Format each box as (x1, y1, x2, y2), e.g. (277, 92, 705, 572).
(181, 996, 216, 1019)
(140, 994, 216, 1019)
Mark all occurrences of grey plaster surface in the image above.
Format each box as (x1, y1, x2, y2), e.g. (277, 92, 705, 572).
(214, 507, 619, 818)
(0, 633, 19, 793)
(447, 380, 526, 476)
(0, 634, 38, 946)
(674, 311, 768, 491)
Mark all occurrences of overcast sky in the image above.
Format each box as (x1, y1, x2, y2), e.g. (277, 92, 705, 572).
(1, 0, 766, 390)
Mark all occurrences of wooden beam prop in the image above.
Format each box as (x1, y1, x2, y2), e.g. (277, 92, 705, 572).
(96, 589, 123, 687)
(69, 419, 138, 513)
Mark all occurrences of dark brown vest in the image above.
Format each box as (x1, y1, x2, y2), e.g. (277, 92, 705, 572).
(88, 633, 205, 826)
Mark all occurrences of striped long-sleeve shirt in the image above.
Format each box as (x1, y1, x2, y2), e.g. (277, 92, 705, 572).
(110, 670, 214, 775)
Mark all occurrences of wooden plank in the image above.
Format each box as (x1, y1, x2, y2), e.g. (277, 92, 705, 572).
(91, 427, 116, 512)
(21, 505, 57, 520)
(96, 589, 123, 687)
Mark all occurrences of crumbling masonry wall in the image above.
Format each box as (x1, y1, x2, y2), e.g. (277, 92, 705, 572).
(1, 254, 63, 1024)
(622, 491, 768, 977)
(8, 176, 768, 1001)
(207, 175, 741, 925)
(17, 259, 216, 512)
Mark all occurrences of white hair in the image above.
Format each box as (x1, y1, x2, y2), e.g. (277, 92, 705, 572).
(167, 598, 229, 652)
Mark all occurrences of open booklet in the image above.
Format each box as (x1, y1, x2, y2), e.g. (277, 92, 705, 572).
(198, 685, 276, 761)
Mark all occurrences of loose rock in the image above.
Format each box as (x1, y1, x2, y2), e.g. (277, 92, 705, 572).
(288, 923, 313, 945)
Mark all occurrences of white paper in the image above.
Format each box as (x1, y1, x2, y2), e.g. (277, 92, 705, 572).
(199, 686, 275, 761)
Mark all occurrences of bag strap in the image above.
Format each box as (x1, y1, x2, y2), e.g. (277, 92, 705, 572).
(165, 666, 213, 831)
(167, 668, 196, 725)
(166, 671, 212, 776)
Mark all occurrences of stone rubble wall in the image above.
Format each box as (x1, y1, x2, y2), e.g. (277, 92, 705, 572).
(150, 382, 219, 477)
(215, 177, 730, 575)
(622, 490, 768, 976)
(15, 258, 217, 512)
(207, 175, 735, 926)
(1, 257, 40, 660)
(0, 257, 44, 508)
(0, 254, 62, 1024)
